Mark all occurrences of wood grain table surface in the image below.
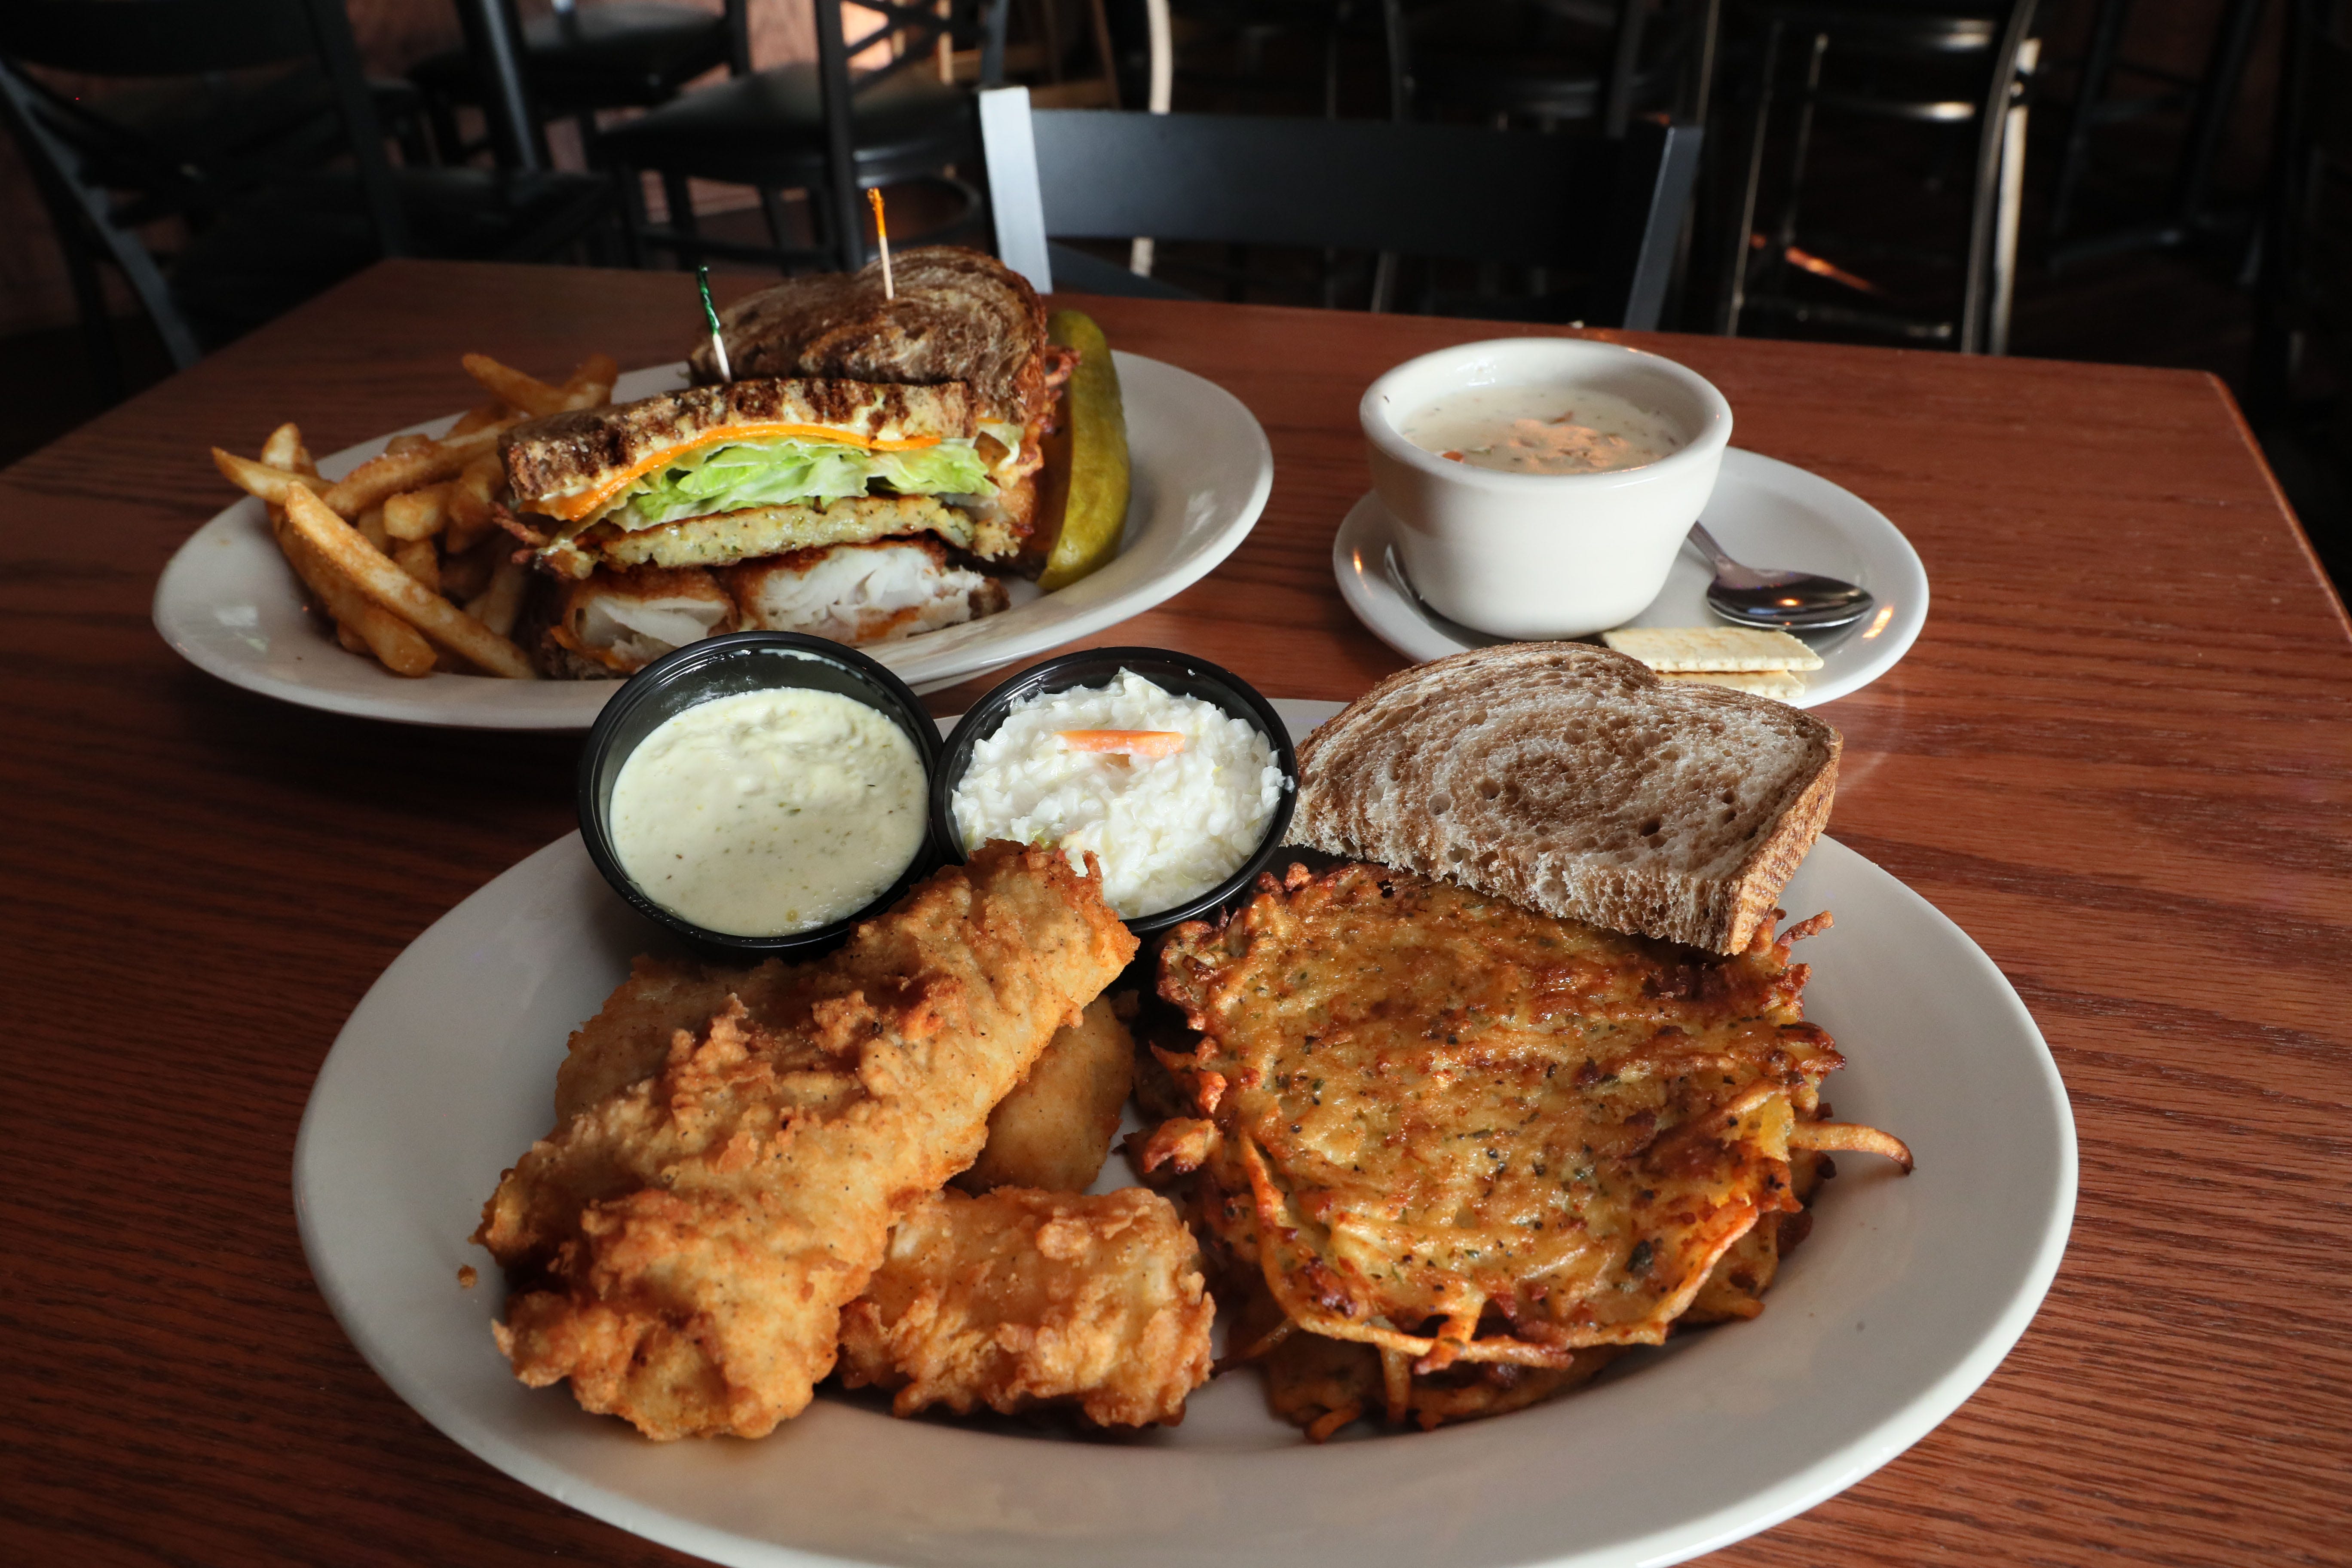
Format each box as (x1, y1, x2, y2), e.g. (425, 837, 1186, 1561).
(4, 258, 2348, 1568)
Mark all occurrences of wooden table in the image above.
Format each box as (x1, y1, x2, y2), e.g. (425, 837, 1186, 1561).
(6, 259, 2347, 1568)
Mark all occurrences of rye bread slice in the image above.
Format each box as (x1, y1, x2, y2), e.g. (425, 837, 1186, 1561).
(687, 246, 1049, 427)
(1286, 643, 1840, 952)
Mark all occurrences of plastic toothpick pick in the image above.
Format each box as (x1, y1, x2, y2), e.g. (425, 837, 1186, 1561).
(696, 265, 732, 381)
(870, 189, 894, 300)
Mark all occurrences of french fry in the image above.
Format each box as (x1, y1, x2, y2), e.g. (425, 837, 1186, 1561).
(212, 448, 315, 505)
(464, 557, 531, 640)
(386, 432, 435, 456)
(282, 485, 534, 678)
(463, 353, 568, 417)
(447, 401, 511, 437)
(558, 352, 620, 411)
(392, 537, 441, 594)
(355, 505, 392, 551)
(383, 483, 451, 542)
(259, 423, 305, 471)
(271, 513, 436, 677)
(321, 420, 512, 517)
(446, 459, 500, 551)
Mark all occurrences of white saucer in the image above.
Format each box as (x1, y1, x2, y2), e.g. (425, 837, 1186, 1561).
(1332, 449, 1928, 707)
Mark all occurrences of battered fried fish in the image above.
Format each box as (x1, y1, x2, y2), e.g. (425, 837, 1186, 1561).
(553, 965, 1135, 1189)
(838, 1186, 1214, 1426)
(955, 994, 1135, 1194)
(474, 841, 1137, 1440)
(1152, 863, 1908, 1391)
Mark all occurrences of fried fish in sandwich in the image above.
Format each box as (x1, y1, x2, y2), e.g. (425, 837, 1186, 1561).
(539, 565, 737, 678)
(727, 539, 1008, 646)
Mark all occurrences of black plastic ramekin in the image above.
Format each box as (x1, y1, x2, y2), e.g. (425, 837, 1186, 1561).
(931, 646, 1298, 938)
(577, 632, 941, 960)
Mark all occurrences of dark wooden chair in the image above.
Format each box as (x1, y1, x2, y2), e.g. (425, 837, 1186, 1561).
(0, 0, 611, 395)
(408, 0, 750, 170)
(979, 91, 1703, 329)
(597, 0, 1011, 274)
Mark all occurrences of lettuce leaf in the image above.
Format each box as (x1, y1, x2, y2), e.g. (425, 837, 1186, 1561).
(620, 437, 992, 528)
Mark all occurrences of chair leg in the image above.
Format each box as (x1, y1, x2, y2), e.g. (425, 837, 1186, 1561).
(1987, 41, 2037, 355)
(61, 227, 122, 406)
(662, 170, 702, 270)
(1764, 32, 1829, 300)
(1720, 17, 1785, 335)
(757, 186, 796, 260)
(613, 162, 652, 268)
(2048, 0, 2131, 239)
(2170, 0, 2268, 233)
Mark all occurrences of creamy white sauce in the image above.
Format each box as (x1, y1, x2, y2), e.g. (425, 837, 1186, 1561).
(609, 687, 927, 937)
(1401, 384, 1683, 474)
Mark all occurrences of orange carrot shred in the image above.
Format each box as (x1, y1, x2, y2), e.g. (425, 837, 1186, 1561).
(1057, 729, 1186, 759)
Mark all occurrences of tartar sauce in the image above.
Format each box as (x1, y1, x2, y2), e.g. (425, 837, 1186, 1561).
(1402, 384, 1682, 475)
(609, 687, 927, 937)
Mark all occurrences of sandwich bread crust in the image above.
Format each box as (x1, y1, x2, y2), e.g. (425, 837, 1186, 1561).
(1286, 643, 1840, 952)
(687, 247, 1050, 426)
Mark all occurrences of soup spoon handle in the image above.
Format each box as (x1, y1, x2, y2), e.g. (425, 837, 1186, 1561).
(1687, 522, 1782, 590)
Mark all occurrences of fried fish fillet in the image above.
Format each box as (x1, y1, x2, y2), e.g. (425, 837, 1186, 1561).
(955, 994, 1135, 1195)
(474, 842, 1137, 1440)
(550, 965, 1131, 1168)
(1152, 863, 1908, 1378)
(837, 1185, 1214, 1426)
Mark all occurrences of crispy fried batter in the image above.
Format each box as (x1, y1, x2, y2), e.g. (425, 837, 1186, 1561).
(838, 1186, 1214, 1426)
(955, 995, 1135, 1194)
(1156, 864, 1908, 1378)
(474, 842, 1136, 1440)
(554, 965, 1136, 1188)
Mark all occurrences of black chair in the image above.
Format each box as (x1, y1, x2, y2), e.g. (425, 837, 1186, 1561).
(598, 0, 1011, 274)
(0, 0, 612, 395)
(980, 93, 1703, 329)
(1713, 0, 2038, 353)
(409, 0, 750, 170)
(1388, 0, 1708, 139)
(2043, 0, 2270, 266)
(2251, 0, 2351, 445)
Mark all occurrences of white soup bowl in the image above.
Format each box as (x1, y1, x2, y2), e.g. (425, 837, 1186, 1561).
(1360, 337, 1732, 639)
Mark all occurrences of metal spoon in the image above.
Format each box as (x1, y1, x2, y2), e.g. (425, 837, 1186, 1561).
(1688, 522, 1875, 631)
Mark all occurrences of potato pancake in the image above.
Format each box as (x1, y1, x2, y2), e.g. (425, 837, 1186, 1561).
(1153, 863, 1908, 1392)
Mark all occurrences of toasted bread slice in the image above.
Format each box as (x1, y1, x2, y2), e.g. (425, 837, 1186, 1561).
(1286, 643, 1839, 952)
(689, 247, 1050, 428)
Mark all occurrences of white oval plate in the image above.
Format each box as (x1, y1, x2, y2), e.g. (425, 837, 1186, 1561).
(156, 353, 1271, 726)
(1333, 449, 1929, 706)
(294, 701, 2073, 1568)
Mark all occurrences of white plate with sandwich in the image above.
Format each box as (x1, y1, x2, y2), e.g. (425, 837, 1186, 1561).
(296, 670, 2073, 1568)
(154, 252, 1273, 729)
(1332, 449, 1927, 707)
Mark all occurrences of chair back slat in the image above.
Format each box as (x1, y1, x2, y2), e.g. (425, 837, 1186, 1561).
(0, 0, 315, 77)
(1036, 111, 1600, 261)
(1019, 105, 1700, 325)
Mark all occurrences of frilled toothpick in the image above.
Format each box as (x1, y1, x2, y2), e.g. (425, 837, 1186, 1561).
(869, 189, 894, 300)
(697, 265, 732, 381)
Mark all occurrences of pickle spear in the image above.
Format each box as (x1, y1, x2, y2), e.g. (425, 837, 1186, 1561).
(1036, 310, 1130, 592)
